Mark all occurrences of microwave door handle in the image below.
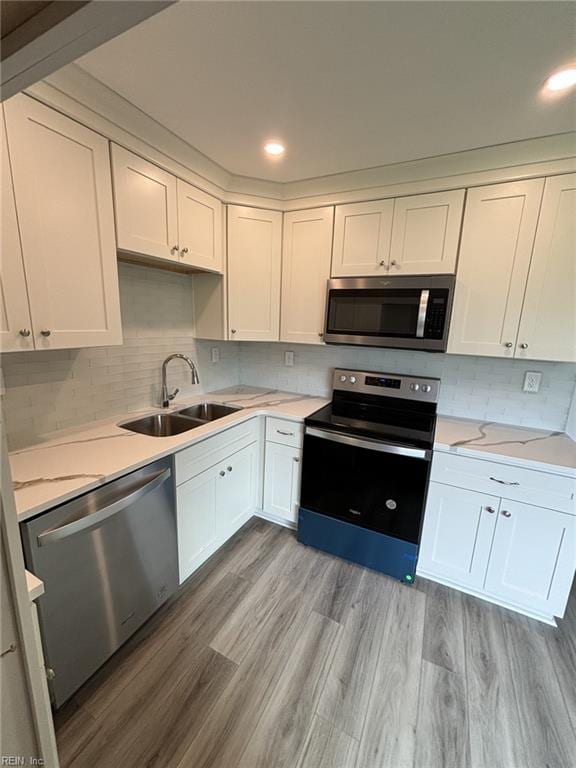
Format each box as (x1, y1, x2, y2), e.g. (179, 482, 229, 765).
(416, 289, 430, 338)
(36, 468, 172, 547)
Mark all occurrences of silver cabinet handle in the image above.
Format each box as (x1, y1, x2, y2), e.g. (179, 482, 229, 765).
(485, 506, 496, 514)
(227, 466, 232, 472)
(504, 342, 513, 348)
(1, 643, 16, 658)
(490, 477, 519, 486)
(219, 470, 226, 477)
(19, 329, 31, 337)
(277, 430, 294, 436)
(230, 329, 237, 334)
(170, 244, 179, 255)
(40, 329, 51, 337)
(519, 343, 528, 349)
(501, 510, 512, 518)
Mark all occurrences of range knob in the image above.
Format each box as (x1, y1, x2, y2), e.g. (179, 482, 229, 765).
(410, 383, 420, 391)
(350, 376, 357, 384)
(339, 375, 347, 382)
(421, 384, 431, 393)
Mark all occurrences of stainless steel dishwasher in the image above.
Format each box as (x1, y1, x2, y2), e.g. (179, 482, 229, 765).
(21, 457, 177, 709)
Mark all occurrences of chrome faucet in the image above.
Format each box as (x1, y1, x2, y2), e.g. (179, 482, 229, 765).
(161, 354, 200, 408)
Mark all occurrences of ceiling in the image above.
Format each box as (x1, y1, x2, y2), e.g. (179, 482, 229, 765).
(76, 1, 576, 183)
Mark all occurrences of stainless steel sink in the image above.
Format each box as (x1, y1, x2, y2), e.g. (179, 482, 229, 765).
(177, 402, 240, 421)
(119, 413, 204, 437)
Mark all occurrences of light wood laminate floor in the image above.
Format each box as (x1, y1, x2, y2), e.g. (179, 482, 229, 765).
(55, 518, 576, 768)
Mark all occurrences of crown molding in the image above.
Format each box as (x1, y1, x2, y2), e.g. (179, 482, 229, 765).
(24, 63, 576, 212)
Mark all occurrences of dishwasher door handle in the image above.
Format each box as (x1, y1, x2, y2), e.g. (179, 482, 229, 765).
(37, 468, 172, 547)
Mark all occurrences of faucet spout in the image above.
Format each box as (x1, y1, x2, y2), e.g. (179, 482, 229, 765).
(161, 354, 200, 408)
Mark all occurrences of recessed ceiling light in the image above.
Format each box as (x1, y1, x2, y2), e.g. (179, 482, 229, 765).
(545, 67, 576, 92)
(264, 141, 285, 157)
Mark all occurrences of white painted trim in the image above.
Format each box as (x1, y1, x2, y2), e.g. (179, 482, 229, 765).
(255, 508, 297, 530)
(416, 567, 557, 626)
(24, 64, 576, 212)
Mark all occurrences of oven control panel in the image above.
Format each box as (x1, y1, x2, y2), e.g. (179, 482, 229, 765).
(333, 369, 440, 403)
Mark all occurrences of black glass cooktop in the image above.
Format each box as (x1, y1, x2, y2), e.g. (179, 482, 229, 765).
(305, 391, 436, 450)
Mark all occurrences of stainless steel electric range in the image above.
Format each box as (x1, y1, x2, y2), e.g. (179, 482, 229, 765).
(297, 368, 440, 583)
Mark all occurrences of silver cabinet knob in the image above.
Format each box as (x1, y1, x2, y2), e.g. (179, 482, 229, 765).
(293, 457, 300, 463)
(230, 329, 237, 334)
(180, 247, 189, 257)
(19, 329, 31, 337)
(318, 332, 323, 337)
(40, 329, 51, 337)
(219, 470, 226, 477)
(379, 260, 387, 266)
(227, 466, 232, 472)
(504, 342, 513, 348)
(170, 244, 179, 255)
(485, 506, 496, 514)
(501, 510, 512, 518)
(519, 343, 528, 349)
(390, 260, 398, 267)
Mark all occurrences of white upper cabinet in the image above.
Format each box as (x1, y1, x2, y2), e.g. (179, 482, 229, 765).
(389, 189, 464, 274)
(112, 144, 179, 262)
(227, 206, 282, 341)
(448, 179, 544, 358)
(4, 95, 122, 350)
(281, 207, 334, 344)
(331, 200, 393, 277)
(516, 173, 576, 363)
(177, 179, 223, 272)
(0, 108, 33, 352)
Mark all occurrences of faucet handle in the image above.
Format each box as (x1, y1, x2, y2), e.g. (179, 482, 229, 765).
(168, 388, 179, 402)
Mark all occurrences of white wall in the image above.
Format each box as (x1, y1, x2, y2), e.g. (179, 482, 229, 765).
(239, 342, 576, 432)
(1, 263, 240, 449)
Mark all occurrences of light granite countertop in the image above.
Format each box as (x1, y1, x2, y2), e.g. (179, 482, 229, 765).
(10, 386, 576, 522)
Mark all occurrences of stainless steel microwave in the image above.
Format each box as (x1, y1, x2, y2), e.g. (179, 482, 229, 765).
(324, 275, 455, 351)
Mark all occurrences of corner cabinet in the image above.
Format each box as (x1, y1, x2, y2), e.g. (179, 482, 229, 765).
(3, 95, 122, 350)
(112, 145, 223, 273)
(261, 418, 303, 527)
(280, 207, 334, 344)
(331, 189, 464, 277)
(227, 206, 282, 341)
(448, 174, 575, 362)
(418, 452, 576, 624)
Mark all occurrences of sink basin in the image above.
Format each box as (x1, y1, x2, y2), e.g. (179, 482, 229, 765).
(177, 402, 240, 421)
(119, 413, 204, 437)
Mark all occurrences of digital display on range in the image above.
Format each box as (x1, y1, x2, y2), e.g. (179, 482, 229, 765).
(364, 376, 401, 389)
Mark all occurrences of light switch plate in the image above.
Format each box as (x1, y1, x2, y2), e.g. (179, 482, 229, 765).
(211, 347, 220, 364)
(523, 371, 542, 393)
(284, 351, 294, 367)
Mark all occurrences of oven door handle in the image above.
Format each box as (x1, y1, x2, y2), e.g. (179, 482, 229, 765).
(36, 468, 172, 547)
(305, 427, 431, 460)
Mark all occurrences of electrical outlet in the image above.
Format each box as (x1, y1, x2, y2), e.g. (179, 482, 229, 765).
(284, 351, 294, 367)
(523, 371, 542, 393)
(211, 347, 220, 364)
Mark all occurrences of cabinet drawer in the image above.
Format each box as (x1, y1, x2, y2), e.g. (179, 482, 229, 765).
(176, 417, 260, 485)
(431, 451, 576, 514)
(265, 417, 303, 448)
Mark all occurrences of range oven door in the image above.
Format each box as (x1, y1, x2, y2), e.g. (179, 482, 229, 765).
(324, 275, 454, 351)
(300, 427, 431, 545)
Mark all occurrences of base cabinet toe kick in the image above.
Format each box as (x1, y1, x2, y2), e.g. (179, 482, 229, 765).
(417, 451, 576, 625)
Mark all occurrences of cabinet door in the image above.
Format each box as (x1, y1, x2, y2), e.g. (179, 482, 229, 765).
(485, 501, 576, 617)
(281, 207, 334, 344)
(228, 206, 282, 340)
(516, 173, 576, 362)
(263, 442, 301, 525)
(331, 200, 394, 277)
(447, 179, 544, 358)
(217, 442, 259, 538)
(0, 107, 33, 352)
(4, 95, 122, 349)
(112, 144, 179, 262)
(389, 189, 464, 275)
(417, 483, 499, 589)
(176, 464, 219, 583)
(177, 179, 223, 272)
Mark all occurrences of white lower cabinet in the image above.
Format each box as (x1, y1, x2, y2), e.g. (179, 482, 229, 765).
(418, 455, 576, 623)
(263, 442, 301, 526)
(176, 440, 259, 583)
